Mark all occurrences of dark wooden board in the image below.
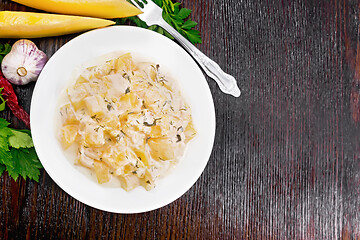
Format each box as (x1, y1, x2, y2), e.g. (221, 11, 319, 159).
(1, 0, 360, 239)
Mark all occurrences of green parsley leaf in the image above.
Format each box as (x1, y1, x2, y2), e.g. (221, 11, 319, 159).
(177, 8, 192, 19)
(0, 43, 11, 65)
(0, 118, 14, 168)
(9, 129, 34, 149)
(0, 117, 42, 182)
(0, 88, 6, 112)
(0, 148, 12, 168)
(0, 117, 10, 128)
(0, 100, 5, 112)
(184, 29, 202, 44)
(121, 0, 202, 44)
(182, 20, 198, 30)
(7, 147, 42, 182)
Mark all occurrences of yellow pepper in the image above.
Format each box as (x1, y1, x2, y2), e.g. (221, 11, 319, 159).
(11, 0, 142, 19)
(0, 11, 115, 38)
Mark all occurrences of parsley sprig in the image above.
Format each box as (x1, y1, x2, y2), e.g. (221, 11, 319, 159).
(0, 119, 42, 182)
(0, 89, 42, 182)
(119, 0, 202, 44)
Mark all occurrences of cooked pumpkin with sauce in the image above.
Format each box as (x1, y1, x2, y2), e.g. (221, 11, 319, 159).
(59, 53, 196, 191)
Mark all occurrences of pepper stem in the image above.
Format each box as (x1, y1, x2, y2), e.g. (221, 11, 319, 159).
(17, 67, 27, 77)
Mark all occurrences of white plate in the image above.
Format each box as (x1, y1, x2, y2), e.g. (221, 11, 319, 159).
(30, 26, 215, 213)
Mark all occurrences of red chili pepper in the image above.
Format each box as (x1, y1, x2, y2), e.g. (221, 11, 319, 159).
(0, 71, 30, 128)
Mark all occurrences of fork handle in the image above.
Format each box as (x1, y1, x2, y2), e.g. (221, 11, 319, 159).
(157, 19, 241, 97)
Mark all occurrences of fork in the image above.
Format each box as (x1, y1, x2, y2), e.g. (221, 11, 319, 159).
(128, 0, 241, 97)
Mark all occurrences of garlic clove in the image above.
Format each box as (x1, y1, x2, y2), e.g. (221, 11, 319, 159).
(1, 39, 48, 85)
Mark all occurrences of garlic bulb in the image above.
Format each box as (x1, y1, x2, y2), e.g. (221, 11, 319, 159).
(1, 39, 47, 85)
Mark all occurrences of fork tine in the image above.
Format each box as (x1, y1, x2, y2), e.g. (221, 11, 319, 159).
(128, 0, 143, 9)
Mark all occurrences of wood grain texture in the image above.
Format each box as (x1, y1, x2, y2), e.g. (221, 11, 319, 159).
(1, 0, 360, 239)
